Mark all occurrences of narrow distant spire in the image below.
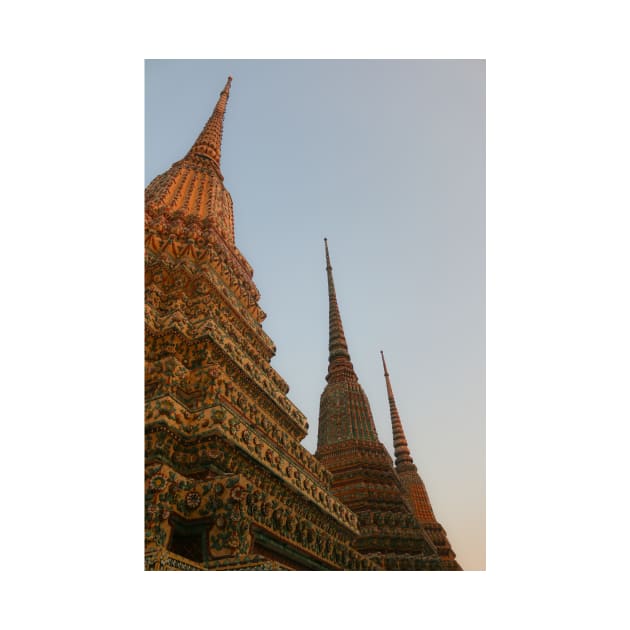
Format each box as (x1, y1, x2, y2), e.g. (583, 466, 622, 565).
(380, 351, 414, 467)
(324, 239, 356, 383)
(187, 76, 233, 167)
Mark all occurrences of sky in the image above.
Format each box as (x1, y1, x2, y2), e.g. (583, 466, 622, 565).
(146, 59, 485, 570)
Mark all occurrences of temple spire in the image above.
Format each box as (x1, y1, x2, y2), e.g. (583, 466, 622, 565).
(379, 352, 460, 568)
(187, 76, 232, 167)
(324, 239, 356, 383)
(380, 351, 414, 467)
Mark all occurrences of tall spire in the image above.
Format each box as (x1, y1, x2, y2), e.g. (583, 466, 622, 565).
(187, 76, 232, 167)
(379, 353, 462, 568)
(380, 352, 445, 529)
(324, 239, 356, 383)
(380, 351, 414, 468)
(316, 248, 446, 568)
(317, 239, 379, 448)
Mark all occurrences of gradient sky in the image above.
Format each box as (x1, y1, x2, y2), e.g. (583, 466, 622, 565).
(145, 59, 485, 570)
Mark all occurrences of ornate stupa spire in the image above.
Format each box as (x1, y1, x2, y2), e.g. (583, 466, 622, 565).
(145, 76, 241, 249)
(381, 350, 414, 468)
(324, 238, 357, 384)
(380, 352, 462, 569)
(186, 76, 232, 168)
(317, 239, 379, 447)
(315, 246, 444, 568)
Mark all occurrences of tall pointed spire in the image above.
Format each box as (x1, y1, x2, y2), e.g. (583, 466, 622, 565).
(380, 350, 436, 523)
(316, 251, 444, 568)
(378, 352, 462, 569)
(324, 239, 356, 384)
(187, 76, 232, 167)
(380, 351, 414, 468)
(317, 239, 379, 447)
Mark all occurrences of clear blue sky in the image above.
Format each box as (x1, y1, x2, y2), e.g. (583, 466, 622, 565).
(145, 59, 485, 570)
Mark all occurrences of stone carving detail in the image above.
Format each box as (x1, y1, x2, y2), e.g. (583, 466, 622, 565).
(145, 464, 253, 564)
(145, 402, 357, 533)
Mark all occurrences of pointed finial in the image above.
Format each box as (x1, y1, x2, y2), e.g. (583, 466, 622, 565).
(186, 76, 233, 167)
(324, 239, 356, 383)
(381, 351, 414, 468)
(380, 350, 389, 376)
